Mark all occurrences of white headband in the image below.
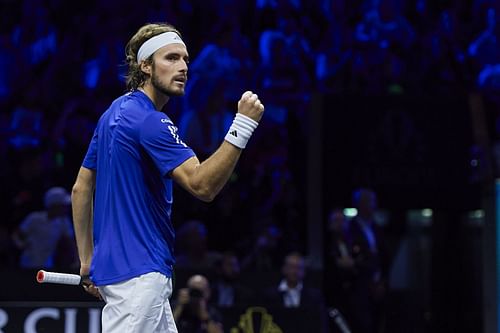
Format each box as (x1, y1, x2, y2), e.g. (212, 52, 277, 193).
(137, 31, 186, 63)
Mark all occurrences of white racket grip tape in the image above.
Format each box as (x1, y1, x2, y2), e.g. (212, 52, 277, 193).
(36, 270, 82, 285)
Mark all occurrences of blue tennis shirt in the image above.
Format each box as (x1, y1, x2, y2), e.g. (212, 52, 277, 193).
(82, 90, 195, 286)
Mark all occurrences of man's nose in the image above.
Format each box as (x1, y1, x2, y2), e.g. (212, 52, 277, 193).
(180, 60, 188, 73)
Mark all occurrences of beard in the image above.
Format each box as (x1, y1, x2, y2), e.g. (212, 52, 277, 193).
(151, 63, 185, 97)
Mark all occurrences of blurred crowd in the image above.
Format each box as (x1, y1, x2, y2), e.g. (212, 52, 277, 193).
(2, 0, 499, 261)
(0, 0, 500, 331)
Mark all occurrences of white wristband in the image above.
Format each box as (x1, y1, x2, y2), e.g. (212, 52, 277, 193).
(224, 113, 259, 149)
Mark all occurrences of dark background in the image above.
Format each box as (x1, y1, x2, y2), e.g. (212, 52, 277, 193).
(1, 0, 500, 332)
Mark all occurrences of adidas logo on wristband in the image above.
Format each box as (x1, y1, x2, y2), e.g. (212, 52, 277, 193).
(225, 114, 259, 149)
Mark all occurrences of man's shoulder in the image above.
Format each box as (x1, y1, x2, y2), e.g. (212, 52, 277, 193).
(98, 93, 161, 130)
(115, 93, 148, 118)
(101, 92, 149, 116)
(142, 111, 173, 124)
(138, 112, 175, 138)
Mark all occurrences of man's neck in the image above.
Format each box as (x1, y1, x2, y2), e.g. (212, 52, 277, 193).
(140, 84, 169, 111)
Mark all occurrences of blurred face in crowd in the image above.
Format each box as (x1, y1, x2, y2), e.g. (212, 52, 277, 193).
(143, 43, 189, 97)
(282, 254, 305, 287)
(187, 274, 210, 300)
(221, 254, 240, 281)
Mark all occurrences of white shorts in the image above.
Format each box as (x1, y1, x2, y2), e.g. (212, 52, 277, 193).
(98, 272, 177, 333)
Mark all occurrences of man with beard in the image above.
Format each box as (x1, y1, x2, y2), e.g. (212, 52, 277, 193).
(71, 23, 265, 333)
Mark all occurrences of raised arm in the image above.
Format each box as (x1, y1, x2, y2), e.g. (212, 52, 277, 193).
(171, 91, 264, 202)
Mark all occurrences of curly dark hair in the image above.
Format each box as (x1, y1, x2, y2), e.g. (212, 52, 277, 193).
(125, 23, 182, 91)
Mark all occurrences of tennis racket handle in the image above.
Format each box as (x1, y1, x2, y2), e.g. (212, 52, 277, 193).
(36, 270, 82, 285)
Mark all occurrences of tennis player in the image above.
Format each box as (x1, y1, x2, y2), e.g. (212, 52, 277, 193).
(71, 22, 264, 333)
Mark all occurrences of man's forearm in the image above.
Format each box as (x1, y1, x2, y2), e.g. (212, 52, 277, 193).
(193, 141, 241, 200)
(175, 141, 241, 202)
(172, 91, 264, 202)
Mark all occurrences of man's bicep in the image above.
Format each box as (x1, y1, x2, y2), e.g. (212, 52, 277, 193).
(170, 156, 200, 194)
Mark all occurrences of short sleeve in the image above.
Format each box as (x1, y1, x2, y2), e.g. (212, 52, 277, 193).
(140, 112, 195, 176)
(82, 128, 98, 170)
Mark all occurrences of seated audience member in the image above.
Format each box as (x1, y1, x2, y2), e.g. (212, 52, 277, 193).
(324, 208, 355, 332)
(12, 186, 77, 268)
(212, 252, 253, 307)
(264, 252, 324, 308)
(346, 188, 389, 333)
(240, 223, 283, 272)
(175, 220, 221, 272)
(173, 274, 223, 333)
(324, 208, 355, 311)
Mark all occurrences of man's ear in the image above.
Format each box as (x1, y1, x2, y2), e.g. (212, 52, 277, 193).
(140, 61, 152, 75)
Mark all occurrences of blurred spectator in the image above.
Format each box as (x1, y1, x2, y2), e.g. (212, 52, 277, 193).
(11, 1, 57, 68)
(187, 19, 253, 101)
(5, 147, 48, 233)
(346, 188, 389, 333)
(324, 208, 355, 314)
(212, 252, 253, 307)
(173, 274, 224, 333)
(178, 17, 254, 158)
(240, 223, 283, 272)
(421, 9, 466, 93)
(0, 34, 17, 99)
(315, 8, 353, 93)
(1, 1, 500, 313)
(175, 220, 222, 272)
(468, 7, 500, 68)
(80, 18, 125, 93)
(50, 99, 97, 188)
(354, 0, 415, 48)
(354, 0, 393, 46)
(262, 251, 329, 332)
(257, 9, 313, 124)
(350, 0, 416, 94)
(477, 63, 500, 90)
(11, 187, 77, 269)
(468, 7, 500, 90)
(263, 252, 324, 308)
(8, 102, 43, 150)
(178, 78, 233, 158)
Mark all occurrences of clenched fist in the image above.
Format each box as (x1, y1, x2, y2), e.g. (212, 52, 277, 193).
(237, 91, 265, 123)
